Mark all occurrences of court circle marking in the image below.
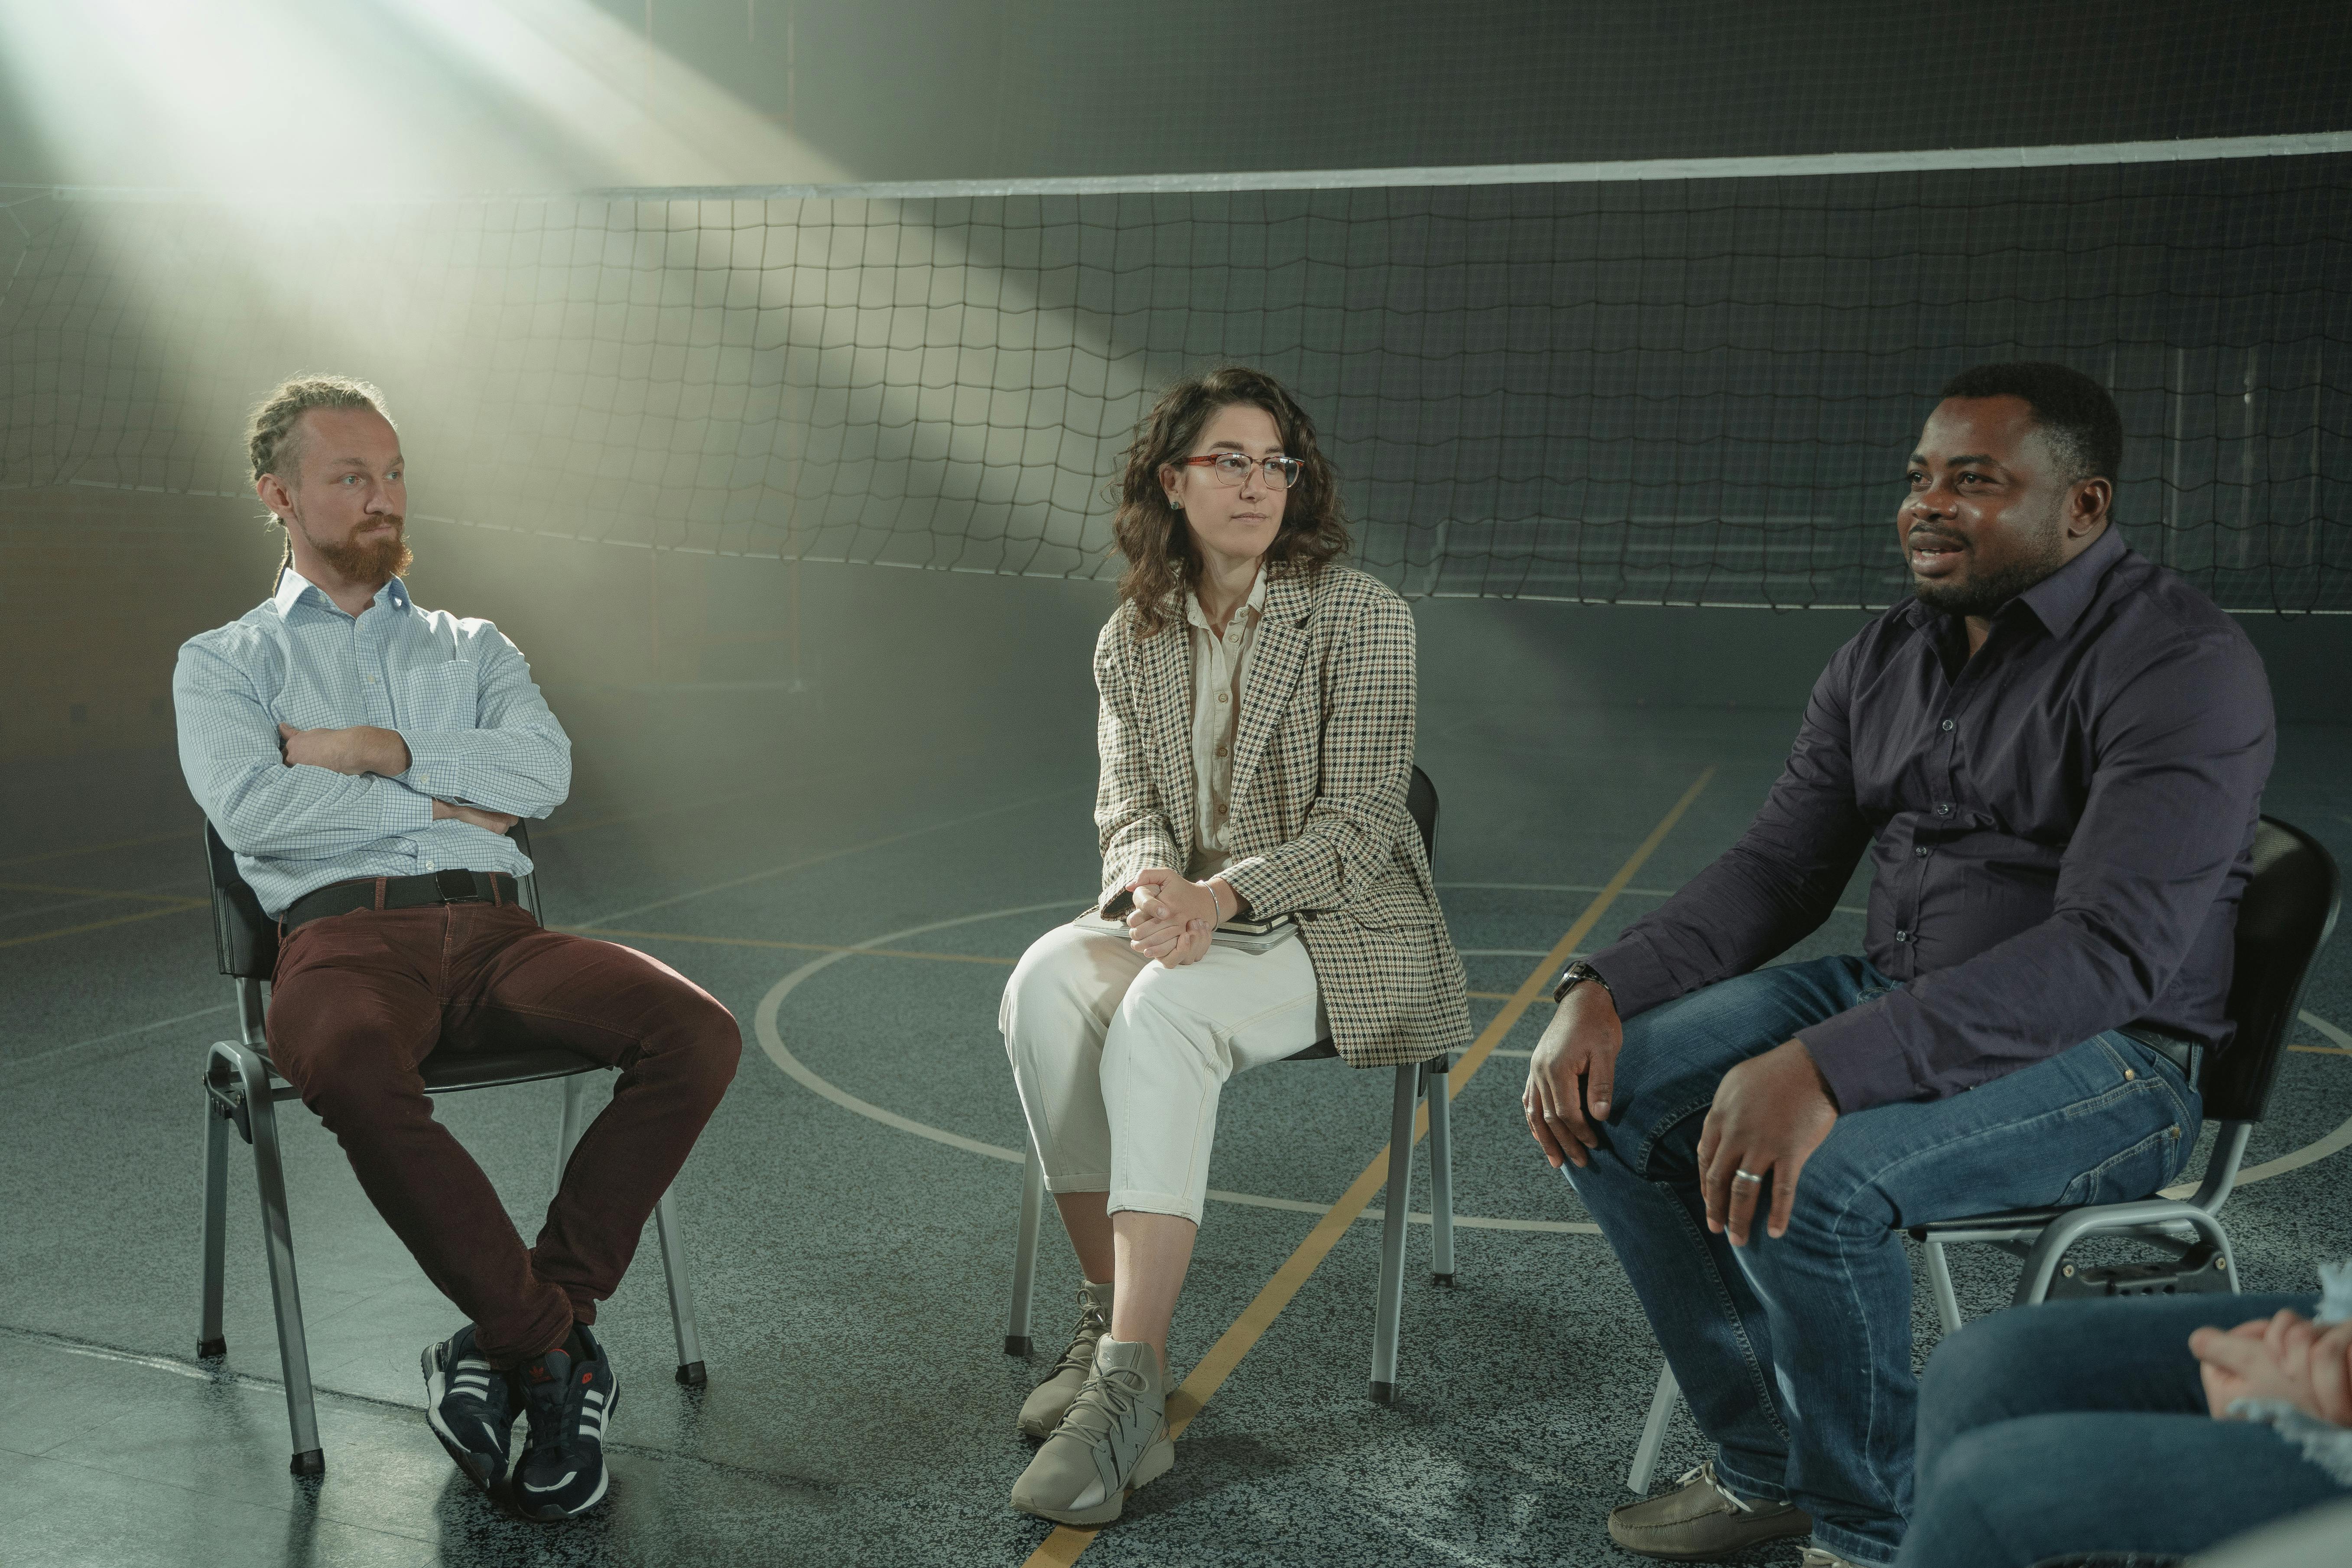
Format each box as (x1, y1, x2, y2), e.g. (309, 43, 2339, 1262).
(750, 902, 2352, 1220)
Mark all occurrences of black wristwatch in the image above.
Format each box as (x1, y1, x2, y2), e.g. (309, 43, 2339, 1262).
(1552, 960, 1612, 1006)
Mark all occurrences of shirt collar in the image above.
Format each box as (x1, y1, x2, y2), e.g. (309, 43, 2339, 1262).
(1185, 570, 1267, 633)
(2012, 523, 2125, 639)
(271, 567, 410, 619)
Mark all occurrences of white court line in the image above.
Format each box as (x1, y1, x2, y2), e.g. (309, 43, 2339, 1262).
(749, 902, 1602, 1235)
(574, 788, 1074, 928)
(0, 1002, 234, 1075)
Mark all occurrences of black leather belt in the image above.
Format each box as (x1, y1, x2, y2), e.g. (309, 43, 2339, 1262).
(281, 870, 516, 933)
(2118, 1026, 2203, 1088)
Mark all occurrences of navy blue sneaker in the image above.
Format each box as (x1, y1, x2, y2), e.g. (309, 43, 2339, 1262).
(421, 1324, 517, 1497)
(512, 1327, 618, 1519)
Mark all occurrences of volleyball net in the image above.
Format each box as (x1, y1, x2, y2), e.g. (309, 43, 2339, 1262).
(3, 133, 2348, 610)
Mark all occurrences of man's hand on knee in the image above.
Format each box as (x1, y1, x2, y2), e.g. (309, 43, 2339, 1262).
(279, 722, 411, 777)
(1695, 1040, 1839, 1245)
(1524, 985, 1622, 1169)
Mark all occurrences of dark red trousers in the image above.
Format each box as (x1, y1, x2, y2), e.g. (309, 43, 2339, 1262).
(265, 896, 740, 1366)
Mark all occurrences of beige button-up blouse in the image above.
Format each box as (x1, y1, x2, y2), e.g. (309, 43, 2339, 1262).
(1182, 571, 1267, 880)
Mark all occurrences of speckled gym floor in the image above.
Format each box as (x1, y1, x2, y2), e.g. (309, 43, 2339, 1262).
(3, 584, 2346, 1568)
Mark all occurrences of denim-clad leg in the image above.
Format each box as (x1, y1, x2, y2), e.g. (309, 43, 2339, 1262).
(1899, 1294, 2339, 1568)
(1565, 955, 2203, 1566)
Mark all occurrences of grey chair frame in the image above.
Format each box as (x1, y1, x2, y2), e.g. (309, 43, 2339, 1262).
(197, 819, 709, 1476)
(1626, 815, 2341, 1494)
(1004, 765, 1457, 1405)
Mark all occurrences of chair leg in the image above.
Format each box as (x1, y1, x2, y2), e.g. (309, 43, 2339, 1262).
(652, 1189, 707, 1386)
(1423, 1057, 1456, 1285)
(1007, 1140, 1045, 1356)
(1369, 1064, 1417, 1404)
(555, 1073, 595, 1194)
(234, 1048, 324, 1476)
(1923, 1237, 1963, 1335)
(1627, 1361, 1679, 1494)
(198, 1058, 231, 1360)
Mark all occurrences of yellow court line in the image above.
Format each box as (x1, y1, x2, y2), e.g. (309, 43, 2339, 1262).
(0, 880, 209, 908)
(0, 903, 206, 951)
(573, 925, 1018, 967)
(2289, 1044, 2352, 1058)
(1018, 766, 1716, 1566)
(0, 831, 190, 870)
(1466, 989, 1517, 1001)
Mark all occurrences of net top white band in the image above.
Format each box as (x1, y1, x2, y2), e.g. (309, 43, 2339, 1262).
(12, 128, 2350, 206)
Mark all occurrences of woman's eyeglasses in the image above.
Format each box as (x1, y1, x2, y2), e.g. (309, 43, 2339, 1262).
(1181, 452, 1305, 490)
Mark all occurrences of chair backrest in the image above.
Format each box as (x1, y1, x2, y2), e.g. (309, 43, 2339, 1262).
(1406, 765, 1438, 864)
(2202, 815, 2341, 1123)
(203, 818, 539, 980)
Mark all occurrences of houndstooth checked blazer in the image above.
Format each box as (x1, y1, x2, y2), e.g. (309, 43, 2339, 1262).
(1093, 563, 1473, 1068)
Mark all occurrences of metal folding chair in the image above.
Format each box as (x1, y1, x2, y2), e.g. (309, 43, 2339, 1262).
(196, 819, 709, 1476)
(1625, 815, 2341, 1493)
(1003, 765, 1457, 1405)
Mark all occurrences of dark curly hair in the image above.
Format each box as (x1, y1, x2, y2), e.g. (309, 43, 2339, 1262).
(1111, 366, 1350, 636)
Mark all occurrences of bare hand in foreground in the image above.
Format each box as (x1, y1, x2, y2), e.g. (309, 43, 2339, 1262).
(279, 723, 410, 777)
(1696, 1040, 1840, 1245)
(2194, 1308, 2352, 1425)
(431, 797, 520, 835)
(1124, 867, 1219, 967)
(1524, 983, 1623, 1170)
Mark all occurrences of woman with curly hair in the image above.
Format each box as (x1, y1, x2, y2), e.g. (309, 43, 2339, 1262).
(998, 365, 1472, 1525)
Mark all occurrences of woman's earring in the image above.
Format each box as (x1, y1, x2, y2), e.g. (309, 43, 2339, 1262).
(1170, 495, 1182, 510)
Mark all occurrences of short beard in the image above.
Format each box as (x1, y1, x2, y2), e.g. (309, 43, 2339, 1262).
(302, 519, 413, 583)
(1911, 535, 2064, 619)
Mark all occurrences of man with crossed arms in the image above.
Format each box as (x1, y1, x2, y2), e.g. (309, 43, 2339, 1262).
(1525, 362, 2274, 1568)
(175, 375, 739, 1519)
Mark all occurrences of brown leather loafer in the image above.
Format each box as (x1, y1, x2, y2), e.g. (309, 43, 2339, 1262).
(1606, 1460, 1813, 1561)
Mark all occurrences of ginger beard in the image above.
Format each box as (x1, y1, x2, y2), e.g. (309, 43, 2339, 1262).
(290, 504, 412, 583)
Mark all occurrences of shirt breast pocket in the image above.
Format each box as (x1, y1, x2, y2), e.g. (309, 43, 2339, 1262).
(397, 661, 480, 732)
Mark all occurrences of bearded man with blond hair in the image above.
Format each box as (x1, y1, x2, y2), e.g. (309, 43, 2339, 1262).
(172, 375, 740, 1520)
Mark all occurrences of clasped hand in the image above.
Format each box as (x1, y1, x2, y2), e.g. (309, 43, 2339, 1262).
(1525, 985, 1839, 1245)
(278, 723, 516, 836)
(2193, 1308, 2352, 1428)
(1119, 868, 1225, 967)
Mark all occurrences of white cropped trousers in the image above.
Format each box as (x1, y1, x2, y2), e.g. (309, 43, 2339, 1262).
(1000, 922, 1327, 1225)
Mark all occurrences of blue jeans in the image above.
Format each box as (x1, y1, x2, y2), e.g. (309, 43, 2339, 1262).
(1565, 956, 2203, 1565)
(1900, 1293, 2345, 1567)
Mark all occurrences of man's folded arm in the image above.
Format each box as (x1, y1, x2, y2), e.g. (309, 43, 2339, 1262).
(393, 631, 572, 819)
(175, 641, 433, 857)
(1801, 631, 2277, 1114)
(1591, 645, 1875, 1017)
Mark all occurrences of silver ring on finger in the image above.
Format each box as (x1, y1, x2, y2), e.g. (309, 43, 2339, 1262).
(1733, 1169, 1764, 1185)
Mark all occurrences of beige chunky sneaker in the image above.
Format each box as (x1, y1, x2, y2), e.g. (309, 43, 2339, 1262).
(1606, 1460, 1813, 1560)
(1009, 1337, 1173, 1526)
(1017, 1279, 1113, 1439)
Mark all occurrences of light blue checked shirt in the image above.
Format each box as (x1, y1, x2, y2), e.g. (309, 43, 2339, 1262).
(174, 569, 572, 917)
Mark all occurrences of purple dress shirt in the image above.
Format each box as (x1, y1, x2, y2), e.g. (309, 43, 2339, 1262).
(1587, 525, 2277, 1114)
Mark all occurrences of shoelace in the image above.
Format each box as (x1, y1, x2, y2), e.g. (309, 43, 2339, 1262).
(1675, 1460, 1757, 1515)
(1059, 1361, 1149, 1452)
(1797, 1550, 1858, 1568)
(1046, 1289, 1110, 1380)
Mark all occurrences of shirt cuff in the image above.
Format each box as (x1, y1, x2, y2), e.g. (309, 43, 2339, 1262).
(1581, 936, 1680, 1021)
(1796, 999, 1919, 1115)
(379, 776, 437, 834)
(394, 730, 468, 799)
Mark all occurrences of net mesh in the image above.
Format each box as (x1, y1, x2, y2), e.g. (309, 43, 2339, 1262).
(3, 148, 2347, 610)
